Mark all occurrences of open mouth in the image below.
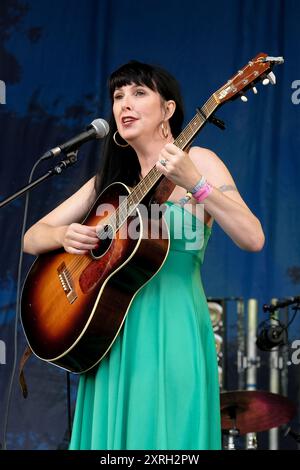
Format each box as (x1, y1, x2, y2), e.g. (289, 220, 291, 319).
(121, 116, 138, 125)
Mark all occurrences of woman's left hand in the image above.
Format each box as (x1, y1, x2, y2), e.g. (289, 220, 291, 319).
(156, 143, 201, 190)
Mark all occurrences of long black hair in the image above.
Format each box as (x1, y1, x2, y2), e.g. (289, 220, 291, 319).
(94, 60, 185, 195)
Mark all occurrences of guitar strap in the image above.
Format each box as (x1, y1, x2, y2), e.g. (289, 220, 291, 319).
(19, 345, 32, 398)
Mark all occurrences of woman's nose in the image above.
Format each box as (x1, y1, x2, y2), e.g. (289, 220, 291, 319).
(121, 96, 132, 110)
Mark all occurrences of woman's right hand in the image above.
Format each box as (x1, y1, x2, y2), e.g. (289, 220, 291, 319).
(61, 223, 99, 255)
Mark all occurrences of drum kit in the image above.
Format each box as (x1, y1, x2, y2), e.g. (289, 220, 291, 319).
(220, 390, 297, 449)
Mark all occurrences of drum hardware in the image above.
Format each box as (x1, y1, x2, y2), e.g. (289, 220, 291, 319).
(222, 405, 241, 450)
(221, 390, 297, 449)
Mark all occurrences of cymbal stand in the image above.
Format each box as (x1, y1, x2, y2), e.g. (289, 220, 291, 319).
(223, 406, 240, 450)
(246, 433, 258, 449)
(246, 299, 259, 449)
(269, 302, 280, 449)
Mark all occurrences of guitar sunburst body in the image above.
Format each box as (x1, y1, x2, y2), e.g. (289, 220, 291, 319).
(21, 182, 169, 373)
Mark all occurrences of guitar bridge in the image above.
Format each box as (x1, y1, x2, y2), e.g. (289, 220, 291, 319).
(57, 262, 77, 304)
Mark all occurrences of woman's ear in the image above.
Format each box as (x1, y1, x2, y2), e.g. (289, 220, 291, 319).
(164, 100, 176, 120)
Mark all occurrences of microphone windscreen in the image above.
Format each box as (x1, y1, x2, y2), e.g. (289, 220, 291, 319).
(91, 118, 110, 138)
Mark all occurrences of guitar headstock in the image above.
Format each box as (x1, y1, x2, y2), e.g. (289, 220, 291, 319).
(214, 52, 284, 104)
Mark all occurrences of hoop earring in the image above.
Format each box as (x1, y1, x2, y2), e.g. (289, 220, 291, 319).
(161, 121, 169, 139)
(113, 131, 129, 148)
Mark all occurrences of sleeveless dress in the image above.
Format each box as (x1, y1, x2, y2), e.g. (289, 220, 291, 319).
(69, 202, 221, 450)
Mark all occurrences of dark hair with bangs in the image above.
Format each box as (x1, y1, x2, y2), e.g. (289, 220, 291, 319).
(94, 61, 184, 195)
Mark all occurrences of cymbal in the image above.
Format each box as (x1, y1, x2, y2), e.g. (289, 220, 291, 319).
(221, 390, 296, 435)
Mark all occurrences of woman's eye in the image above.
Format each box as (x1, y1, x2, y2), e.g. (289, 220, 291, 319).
(135, 89, 145, 96)
(114, 94, 122, 100)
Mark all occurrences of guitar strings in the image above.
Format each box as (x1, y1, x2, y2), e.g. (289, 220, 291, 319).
(66, 96, 218, 277)
(66, 95, 218, 276)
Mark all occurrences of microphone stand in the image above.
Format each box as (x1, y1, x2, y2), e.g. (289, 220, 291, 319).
(1, 149, 78, 450)
(0, 150, 78, 209)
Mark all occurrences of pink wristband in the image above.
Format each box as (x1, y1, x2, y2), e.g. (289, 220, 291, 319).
(193, 182, 213, 202)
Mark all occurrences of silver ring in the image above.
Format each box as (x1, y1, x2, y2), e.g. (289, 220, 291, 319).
(160, 158, 167, 167)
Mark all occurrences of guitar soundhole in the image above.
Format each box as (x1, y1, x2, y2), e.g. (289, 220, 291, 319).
(91, 224, 114, 259)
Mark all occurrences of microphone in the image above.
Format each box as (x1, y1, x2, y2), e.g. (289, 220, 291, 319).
(256, 320, 287, 351)
(43, 118, 109, 159)
(257, 296, 300, 351)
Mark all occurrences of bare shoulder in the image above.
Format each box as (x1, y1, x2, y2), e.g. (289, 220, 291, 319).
(188, 146, 250, 207)
(189, 146, 237, 190)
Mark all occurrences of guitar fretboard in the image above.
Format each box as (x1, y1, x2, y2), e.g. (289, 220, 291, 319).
(100, 94, 219, 236)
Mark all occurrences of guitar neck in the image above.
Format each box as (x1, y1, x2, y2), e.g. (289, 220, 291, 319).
(99, 52, 280, 234)
(106, 96, 219, 231)
(127, 94, 219, 207)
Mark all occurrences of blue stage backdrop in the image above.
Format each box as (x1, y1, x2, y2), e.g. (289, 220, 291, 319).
(0, 0, 300, 449)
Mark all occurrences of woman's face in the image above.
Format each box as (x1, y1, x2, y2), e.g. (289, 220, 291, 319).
(112, 83, 167, 143)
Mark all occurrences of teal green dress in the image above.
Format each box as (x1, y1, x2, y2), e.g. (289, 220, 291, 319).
(69, 202, 221, 450)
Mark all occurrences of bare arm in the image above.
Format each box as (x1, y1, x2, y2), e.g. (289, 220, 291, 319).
(157, 144, 265, 252)
(24, 177, 99, 255)
(188, 147, 265, 252)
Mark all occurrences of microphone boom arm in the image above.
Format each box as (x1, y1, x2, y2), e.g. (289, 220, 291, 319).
(263, 297, 300, 313)
(0, 150, 78, 209)
(0, 117, 109, 209)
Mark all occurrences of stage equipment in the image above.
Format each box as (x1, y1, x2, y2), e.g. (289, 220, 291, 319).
(221, 390, 296, 449)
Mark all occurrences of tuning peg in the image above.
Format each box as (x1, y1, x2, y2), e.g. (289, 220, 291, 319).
(265, 56, 284, 64)
(240, 95, 248, 102)
(252, 86, 258, 94)
(267, 71, 276, 85)
(262, 78, 270, 85)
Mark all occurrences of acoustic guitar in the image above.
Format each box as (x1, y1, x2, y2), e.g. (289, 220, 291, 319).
(21, 53, 281, 373)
